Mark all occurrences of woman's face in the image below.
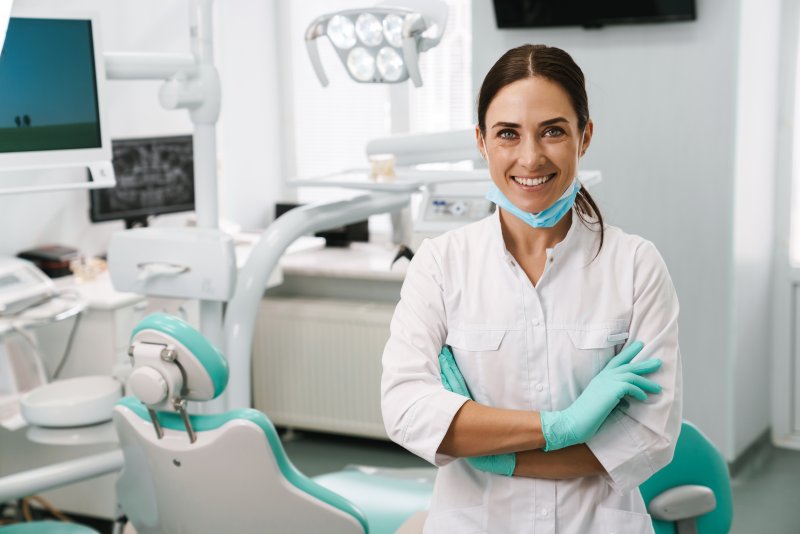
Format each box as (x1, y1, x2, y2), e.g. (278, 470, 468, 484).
(477, 76, 593, 215)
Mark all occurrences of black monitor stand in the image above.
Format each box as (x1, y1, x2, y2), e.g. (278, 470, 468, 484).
(124, 216, 149, 229)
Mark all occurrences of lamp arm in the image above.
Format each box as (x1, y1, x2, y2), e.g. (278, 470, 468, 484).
(402, 13, 426, 87)
(223, 192, 411, 410)
(306, 38, 329, 87)
(305, 18, 329, 87)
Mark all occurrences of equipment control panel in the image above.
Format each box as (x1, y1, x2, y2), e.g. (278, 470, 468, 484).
(414, 192, 494, 234)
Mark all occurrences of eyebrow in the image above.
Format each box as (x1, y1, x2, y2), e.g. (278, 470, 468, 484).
(491, 117, 570, 129)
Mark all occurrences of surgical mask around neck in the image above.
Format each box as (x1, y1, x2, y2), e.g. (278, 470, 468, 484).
(481, 134, 582, 229)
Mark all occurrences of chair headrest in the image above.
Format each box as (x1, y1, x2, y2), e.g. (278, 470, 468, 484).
(126, 313, 229, 411)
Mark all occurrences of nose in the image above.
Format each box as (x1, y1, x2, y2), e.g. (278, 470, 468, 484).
(517, 136, 546, 169)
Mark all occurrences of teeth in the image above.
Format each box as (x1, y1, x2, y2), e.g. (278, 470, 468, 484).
(513, 174, 554, 186)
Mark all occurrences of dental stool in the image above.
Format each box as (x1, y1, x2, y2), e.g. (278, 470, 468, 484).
(640, 421, 733, 534)
(113, 313, 433, 534)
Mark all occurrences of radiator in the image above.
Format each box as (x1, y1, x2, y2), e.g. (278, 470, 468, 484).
(253, 297, 397, 439)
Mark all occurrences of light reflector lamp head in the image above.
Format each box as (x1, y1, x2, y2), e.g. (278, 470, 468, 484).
(305, 0, 448, 88)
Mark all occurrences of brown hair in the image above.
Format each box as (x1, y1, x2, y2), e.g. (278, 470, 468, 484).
(478, 44, 604, 256)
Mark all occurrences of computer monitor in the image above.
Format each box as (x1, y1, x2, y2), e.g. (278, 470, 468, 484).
(89, 135, 195, 229)
(0, 7, 114, 193)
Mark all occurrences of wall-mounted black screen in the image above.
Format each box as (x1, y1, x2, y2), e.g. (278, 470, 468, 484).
(493, 0, 696, 29)
(89, 136, 194, 228)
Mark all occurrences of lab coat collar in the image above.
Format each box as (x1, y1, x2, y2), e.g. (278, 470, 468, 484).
(489, 207, 599, 265)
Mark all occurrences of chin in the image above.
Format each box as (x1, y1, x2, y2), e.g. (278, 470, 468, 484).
(509, 201, 548, 215)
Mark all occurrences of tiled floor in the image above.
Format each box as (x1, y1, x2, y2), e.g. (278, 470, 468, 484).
(283, 430, 800, 534)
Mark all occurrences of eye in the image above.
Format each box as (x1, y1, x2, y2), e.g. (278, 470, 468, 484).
(497, 129, 518, 140)
(543, 126, 565, 138)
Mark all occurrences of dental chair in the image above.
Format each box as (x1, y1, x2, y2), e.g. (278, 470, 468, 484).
(112, 313, 433, 534)
(640, 421, 733, 534)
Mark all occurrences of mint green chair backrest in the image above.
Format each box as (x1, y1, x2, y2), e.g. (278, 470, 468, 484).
(116, 313, 369, 534)
(115, 397, 368, 533)
(639, 421, 733, 534)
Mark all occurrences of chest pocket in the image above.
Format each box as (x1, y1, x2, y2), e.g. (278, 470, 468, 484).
(567, 327, 629, 354)
(555, 322, 630, 396)
(446, 328, 506, 352)
(445, 327, 510, 404)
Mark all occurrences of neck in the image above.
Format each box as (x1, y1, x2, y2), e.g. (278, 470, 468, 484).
(499, 208, 573, 257)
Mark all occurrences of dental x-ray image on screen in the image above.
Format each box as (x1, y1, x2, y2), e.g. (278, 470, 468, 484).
(89, 136, 195, 229)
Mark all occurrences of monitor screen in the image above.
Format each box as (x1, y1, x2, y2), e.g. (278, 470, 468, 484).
(0, 17, 101, 153)
(492, 0, 696, 28)
(89, 136, 195, 228)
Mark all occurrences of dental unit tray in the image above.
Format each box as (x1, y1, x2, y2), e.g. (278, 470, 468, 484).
(289, 168, 491, 192)
(107, 227, 236, 301)
(289, 168, 602, 191)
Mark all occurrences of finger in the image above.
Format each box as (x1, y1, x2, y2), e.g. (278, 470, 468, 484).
(439, 346, 458, 376)
(440, 367, 454, 392)
(440, 361, 458, 388)
(604, 340, 644, 369)
(439, 346, 472, 397)
(622, 382, 648, 402)
(625, 358, 662, 375)
(438, 349, 457, 391)
(446, 360, 470, 394)
(622, 373, 662, 394)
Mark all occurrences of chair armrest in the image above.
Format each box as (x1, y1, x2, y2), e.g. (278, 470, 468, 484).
(647, 484, 717, 521)
(0, 450, 123, 502)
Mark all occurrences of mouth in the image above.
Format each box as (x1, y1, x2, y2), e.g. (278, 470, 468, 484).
(511, 173, 556, 188)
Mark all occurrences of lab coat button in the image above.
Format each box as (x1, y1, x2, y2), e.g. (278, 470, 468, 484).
(531, 318, 541, 326)
(539, 508, 548, 517)
(535, 383, 544, 392)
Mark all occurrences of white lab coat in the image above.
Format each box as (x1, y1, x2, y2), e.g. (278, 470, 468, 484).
(381, 208, 682, 534)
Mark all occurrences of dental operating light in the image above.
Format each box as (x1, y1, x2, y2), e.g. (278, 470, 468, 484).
(305, 0, 448, 87)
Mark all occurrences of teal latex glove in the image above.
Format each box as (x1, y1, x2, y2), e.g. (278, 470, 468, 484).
(540, 340, 662, 452)
(439, 346, 517, 477)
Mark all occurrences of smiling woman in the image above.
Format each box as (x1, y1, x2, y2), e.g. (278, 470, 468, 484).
(476, 45, 605, 259)
(381, 44, 683, 534)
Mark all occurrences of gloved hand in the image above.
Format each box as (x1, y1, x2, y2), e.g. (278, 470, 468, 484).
(540, 340, 661, 451)
(439, 346, 517, 476)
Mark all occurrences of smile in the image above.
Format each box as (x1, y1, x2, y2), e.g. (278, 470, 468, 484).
(512, 173, 556, 187)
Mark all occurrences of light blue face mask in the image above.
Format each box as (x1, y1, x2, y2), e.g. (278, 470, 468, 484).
(485, 178, 581, 228)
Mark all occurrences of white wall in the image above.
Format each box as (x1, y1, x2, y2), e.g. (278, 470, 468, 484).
(472, 0, 778, 460)
(0, 0, 282, 258)
(730, 0, 780, 458)
(215, 0, 283, 230)
(770, 0, 800, 449)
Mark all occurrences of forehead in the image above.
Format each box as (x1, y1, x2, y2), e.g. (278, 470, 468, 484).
(486, 76, 576, 125)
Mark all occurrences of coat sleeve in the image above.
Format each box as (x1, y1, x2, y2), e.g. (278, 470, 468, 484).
(381, 239, 469, 466)
(587, 240, 683, 494)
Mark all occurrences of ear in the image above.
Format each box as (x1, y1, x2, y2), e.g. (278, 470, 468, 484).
(579, 119, 594, 157)
(474, 125, 485, 159)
